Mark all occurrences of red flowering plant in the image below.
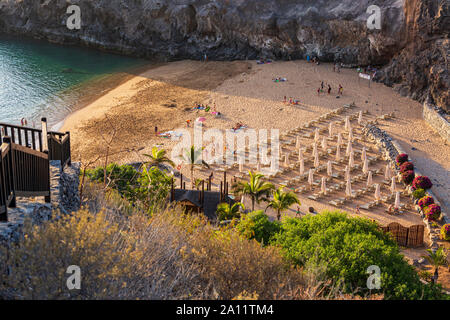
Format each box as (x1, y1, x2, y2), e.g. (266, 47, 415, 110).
(418, 196, 434, 209)
(412, 176, 433, 190)
(396, 153, 409, 166)
(400, 162, 414, 173)
(441, 224, 450, 241)
(401, 170, 415, 185)
(424, 204, 441, 221)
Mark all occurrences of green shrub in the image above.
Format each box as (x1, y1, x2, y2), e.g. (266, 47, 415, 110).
(236, 211, 281, 245)
(85, 164, 171, 213)
(85, 163, 139, 198)
(271, 211, 444, 300)
(412, 189, 426, 200)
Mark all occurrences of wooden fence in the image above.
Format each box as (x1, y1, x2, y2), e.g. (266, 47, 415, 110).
(0, 118, 71, 222)
(380, 222, 425, 247)
(0, 118, 71, 168)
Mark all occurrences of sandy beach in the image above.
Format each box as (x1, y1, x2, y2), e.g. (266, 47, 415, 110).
(62, 60, 449, 216)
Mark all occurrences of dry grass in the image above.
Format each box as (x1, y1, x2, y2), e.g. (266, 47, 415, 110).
(0, 186, 383, 300)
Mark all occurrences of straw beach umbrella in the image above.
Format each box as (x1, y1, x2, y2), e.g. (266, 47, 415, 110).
(327, 160, 333, 176)
(391, 177, 396, 194)
(337, 132, 343, 146)
(345, 165, 350, 181)
(375, 184, 381, 200)
(363, 157, 369, 174)
(322, 137, 328, 151)
(348, 151, 354, 168)
(336, 144, 341, 161)
(361, 147, 367, 162)
(346, 140, 352, 156)
(329, 122, 334, 138)
(298, 148, 304, 162)
(394, 191, 401, 209)
(346, 176, 352, 197)
(321, 177, 327, 195)
(312, 142, 318, 157)
(367, 171, 373, 187)
(299, 158, 305, 175)
(385, 164, 392, 180)
(308, 169, 314, 187)
(284, 153, 290, 166)
(314, 128, 320, 142)
(314, 151, 320, 168)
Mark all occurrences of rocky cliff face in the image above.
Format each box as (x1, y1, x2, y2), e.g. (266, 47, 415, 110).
(0, 0, 448, 110)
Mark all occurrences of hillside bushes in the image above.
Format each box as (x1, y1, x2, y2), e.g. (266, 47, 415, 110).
(237, 211, 445, 300)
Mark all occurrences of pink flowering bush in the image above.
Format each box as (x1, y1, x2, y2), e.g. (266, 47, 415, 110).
(401, 170, 415, 185)
(418, 196, 434, 209)
(424, 204, 441, 221)
(412, 176, 433, 190)
(441, 224, 450, 241)
(400, 162, 414, 173)
(396, 154, 409, 166)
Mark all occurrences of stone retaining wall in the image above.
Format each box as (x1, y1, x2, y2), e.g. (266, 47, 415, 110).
(0, 161, 80, 245)
(423, 100, 450, 143)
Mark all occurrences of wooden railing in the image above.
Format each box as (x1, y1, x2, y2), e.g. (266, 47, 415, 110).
(0, 118, 71, 222)
(0, 118, 71, 169)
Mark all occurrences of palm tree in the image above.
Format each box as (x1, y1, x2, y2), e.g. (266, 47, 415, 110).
(180, 145, 210, 187)
(232, 171, 274, 211)
(143, 146, 175, 169)
(422, 247, 448, 284)
(216, 202, 245, 221)
(266, 187, 301, 221)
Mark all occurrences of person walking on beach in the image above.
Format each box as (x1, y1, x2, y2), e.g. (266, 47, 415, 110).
(154, 126, 158, 136)
(321, 81, 324, 90)
(317, 88, 321, 96)
(328, 84, 332, 95)
(339, 84, 343, 95)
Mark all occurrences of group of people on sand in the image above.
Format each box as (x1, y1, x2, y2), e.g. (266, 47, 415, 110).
(283, 96, 301, 105)
(317, 81, 344, 96)
(232, 122, 246, 131)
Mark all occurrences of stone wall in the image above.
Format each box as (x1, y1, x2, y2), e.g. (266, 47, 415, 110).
(423, 99, 450, 143)
(0, 161, 80, 245)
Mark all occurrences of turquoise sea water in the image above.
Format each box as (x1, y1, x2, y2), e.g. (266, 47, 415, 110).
(0, 35, 147, 129)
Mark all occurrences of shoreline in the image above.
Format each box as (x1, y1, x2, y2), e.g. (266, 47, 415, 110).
(54, 63, 156, 132)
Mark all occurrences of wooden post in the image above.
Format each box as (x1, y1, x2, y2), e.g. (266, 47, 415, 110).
(201, 180, 205, 205)
(0, 146, 7, 222)
(180, 174, 183, 189)
(44, 149, 51, 204)
(66, 131, 71, 166)
(170, 178, 174, 202)
(3, 137, 16, 208)
(220, 181, 223, 202)
(41, 118, 49, 153)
